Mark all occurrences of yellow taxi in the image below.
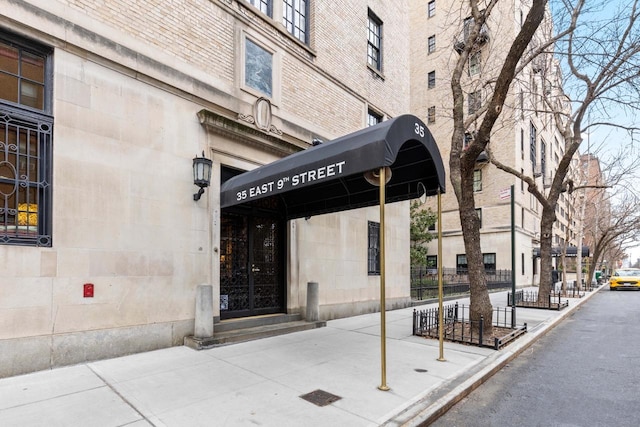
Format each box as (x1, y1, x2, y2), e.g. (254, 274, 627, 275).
(609, 268, 640, 290)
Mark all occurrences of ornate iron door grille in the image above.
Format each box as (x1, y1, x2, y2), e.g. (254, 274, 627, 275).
(220, 208, 284, 319)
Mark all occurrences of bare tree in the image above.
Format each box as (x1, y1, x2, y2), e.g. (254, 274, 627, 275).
(488, 0, 640, 301)
(449, 0, 549, 332)
(586, 195, 640, 283)
(582, 159, 640, 284)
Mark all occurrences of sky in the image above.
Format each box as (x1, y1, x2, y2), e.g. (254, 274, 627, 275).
(554, 0, 640, 266)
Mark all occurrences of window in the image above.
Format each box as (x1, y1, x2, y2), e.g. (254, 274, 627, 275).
(248, 0, 272, 16)
(540, 139, 547, 178)
(428, 35, 436, 54)
(426, 255, 437, 272)
(463, 17, 473, 42)
(0, 31, 53, 246)
(521, 253, 525, 275)
(468, 90, 481, 114)
(530, 121, 537, 167)
(245, 38, 273, 97)
(368, 221, 380, 275)
(475, 208, 482, 228)
(521, 168, 524, 191)
(427, 106, 436, 124)
(428, 70, 435, 88)
(469, 52, 480, 75)
(428, 1, 436, 18)
(520, 91, 524, 118)
(520, 128, 524, 160)
(473, 169, 482, 192)
(456, 254, 467, 274)
(367, 109, 382, 127)
(247, 1, 309, 45)
(283, 0, 308, 44)
(0, 37, 47, 110)
(483, 253, 496, 273)
(367, 10, 382, 71)
(463, 132, 473, 149)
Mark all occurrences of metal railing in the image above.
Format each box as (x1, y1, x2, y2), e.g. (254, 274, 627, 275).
(412, 302, 527, 350)
(411, 267, 512, 300)
(507, 290, 569, 310)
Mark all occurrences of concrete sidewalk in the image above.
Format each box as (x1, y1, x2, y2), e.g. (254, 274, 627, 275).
(0, 286, 602, 427)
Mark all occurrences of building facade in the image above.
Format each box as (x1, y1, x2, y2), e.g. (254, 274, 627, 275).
(0, 0, 418, 377)
(409, 0, 578, 284)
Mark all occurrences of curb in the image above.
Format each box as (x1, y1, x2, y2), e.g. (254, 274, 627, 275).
(383, 285, 604, 426)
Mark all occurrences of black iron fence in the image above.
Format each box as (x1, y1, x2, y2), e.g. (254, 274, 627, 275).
(507, 290, 569, 310)
(412, 302, 527, 350)
(411, 267, 512, 300)
(555, 286, 585, 298)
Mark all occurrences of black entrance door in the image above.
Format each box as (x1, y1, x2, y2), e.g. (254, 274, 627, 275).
(219, 208, 284, 319)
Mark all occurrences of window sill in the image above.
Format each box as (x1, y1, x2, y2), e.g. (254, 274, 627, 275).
(367, 65, 385, 80)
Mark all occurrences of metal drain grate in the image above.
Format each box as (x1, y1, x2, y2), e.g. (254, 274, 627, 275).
(300, 389, 342, 407)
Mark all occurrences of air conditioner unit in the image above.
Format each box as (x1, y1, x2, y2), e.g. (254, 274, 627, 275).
(533, 165, 543, 178)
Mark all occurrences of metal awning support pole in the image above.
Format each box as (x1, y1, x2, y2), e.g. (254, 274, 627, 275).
(437, 188, 446, 361)
(511, 185, 516, 328)
(378, 167, 390, 391)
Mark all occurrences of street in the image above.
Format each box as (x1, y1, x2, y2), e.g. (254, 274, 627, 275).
(431, 288, 640, 427)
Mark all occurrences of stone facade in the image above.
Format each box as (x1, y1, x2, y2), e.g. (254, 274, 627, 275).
(0, 0, 413, 377)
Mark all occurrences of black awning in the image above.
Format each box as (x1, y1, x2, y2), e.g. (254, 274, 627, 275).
(220, 114, 446, 219)
(533, 246, 590, 258)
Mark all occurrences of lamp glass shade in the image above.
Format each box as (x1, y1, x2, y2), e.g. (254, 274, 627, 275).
(193, 156, 213, 188)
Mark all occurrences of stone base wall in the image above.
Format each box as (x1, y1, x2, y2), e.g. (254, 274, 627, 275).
(0, 319, 193, 378)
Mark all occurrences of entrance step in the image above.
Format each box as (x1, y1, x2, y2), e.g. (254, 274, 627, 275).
(184, 314, 326, 350)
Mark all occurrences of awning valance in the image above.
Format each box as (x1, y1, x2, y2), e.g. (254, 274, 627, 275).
(220, 114, 446, 219)
(533, 246, 590, 258)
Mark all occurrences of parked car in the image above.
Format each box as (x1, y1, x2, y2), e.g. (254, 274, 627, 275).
(609, 268, 640, 290)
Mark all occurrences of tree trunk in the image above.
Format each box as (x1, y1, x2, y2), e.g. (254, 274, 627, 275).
(538, 204, 556, 302)
(458, 164, 493, 334)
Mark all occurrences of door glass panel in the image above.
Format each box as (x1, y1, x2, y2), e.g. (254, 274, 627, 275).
(252, 216, 281, 310)
(220, 213, 249, 313)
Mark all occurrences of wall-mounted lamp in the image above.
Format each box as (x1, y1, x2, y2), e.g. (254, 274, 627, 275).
(193, 151, 212, 201)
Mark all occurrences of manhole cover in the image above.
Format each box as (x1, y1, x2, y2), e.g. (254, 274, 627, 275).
(300, 389, 342, 407)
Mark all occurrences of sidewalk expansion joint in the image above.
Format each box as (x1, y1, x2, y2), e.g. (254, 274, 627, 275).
(88, 365, 156, 426)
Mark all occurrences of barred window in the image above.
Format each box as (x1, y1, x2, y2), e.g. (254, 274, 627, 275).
(368, 221, 380, 275)
(283, 0, 308, 44)
(0, 31, 53, 246)
(367, 9, 382, 71)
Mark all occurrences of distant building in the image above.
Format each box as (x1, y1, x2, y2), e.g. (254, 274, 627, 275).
(409, 0, 578, 284)
(578, 154, 612, 273)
